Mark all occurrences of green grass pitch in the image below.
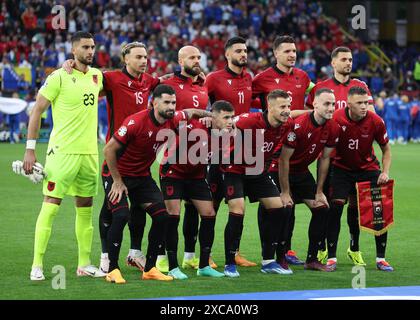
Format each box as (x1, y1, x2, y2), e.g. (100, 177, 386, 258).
(1, 143, 419, 299)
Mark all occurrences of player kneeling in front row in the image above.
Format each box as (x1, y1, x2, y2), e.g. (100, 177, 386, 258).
(222, 90, 294, 277)
(275, 88, 340, 272)
(103, 84, 212, 283)
(325, 86, 394, 272)
(159, 100, 236, 279)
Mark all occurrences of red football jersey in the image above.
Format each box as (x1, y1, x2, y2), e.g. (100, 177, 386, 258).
(162, 72, 208, 110)
(252, 66, 310, 111)
(269, 112, 340, 174)
(332, 108, 389, 171)
(160, 119, 226, 179)
(112, 109, 187, 177)
(206, 66, 253, 115)
(306, 77, 373, 110)
(103, 67, 160, 141)
(224, 112, 294, 175)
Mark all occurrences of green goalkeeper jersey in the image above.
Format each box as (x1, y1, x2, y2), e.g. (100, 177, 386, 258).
(39, 67, 103, 154)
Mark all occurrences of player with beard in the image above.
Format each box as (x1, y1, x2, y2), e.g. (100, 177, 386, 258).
(305, 47, 375, 265)
(24, 32, 105, 280)
(205, 36, 256, 267)
(223, 89, 294, 277)
(252, 35, 313, 265)
(160, 46, 210, 271)
(103, 84, 212, 283)
(62, 42, 164, 273)
(325, 86, 393, 272)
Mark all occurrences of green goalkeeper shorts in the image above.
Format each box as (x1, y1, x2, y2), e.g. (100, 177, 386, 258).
(42, 153, 99, 198)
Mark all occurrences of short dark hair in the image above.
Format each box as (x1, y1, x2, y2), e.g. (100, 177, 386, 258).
(315, 88, 334, 97)
(71, 31, 94, 45)
(153, 84, 176, 99)
(121, 42, 147, 58)
(224, 36, 247, 51)
(267, 89, 290, 101)
(331, 46, 351, 59)
(211, 100, 234, 113)
(348, 86, 368, 97)
(273, 35, 295, 50)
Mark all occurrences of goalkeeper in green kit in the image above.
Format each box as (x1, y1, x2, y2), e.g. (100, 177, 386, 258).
(22, 32, 105, 280)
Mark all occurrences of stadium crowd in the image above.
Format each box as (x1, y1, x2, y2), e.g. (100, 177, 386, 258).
(0, 0, 419, 143)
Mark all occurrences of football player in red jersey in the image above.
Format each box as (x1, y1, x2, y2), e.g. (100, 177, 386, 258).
(252, 35, 313, 111)
(305, 46, 376, 264)
(159, 100, 236, 279)
(102, 84, 212, 283)
(325, 86, 393, 272)
(160, 46, 210, 270)
(162, 45, 208, 110)
(252, 35, 314, 264)
(306, 46, 375, 111)
(271, 88, 340, 271)
(206, 36, 253, 115)
(222, 89, 294, 277)
(205, 36, 257, 267)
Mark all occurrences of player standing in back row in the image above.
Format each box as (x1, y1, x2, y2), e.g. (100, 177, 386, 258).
(205, 36, 256, 267)
(305, 46, 375, 265)
(160, 46, 210, 271)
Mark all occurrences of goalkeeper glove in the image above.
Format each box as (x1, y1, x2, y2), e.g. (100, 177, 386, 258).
(12, 160, 47, 184)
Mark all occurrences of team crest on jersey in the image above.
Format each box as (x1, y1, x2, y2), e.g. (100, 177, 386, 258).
(227, 186, 235, 196)
(308, 132, 312, 138)
(166, 186, 174, 196)
(294, 123, 300, 130)
(227, 79, 232, 85)
(47, 181, 55, 191)
(320, 130, 328, 142)
(361, 126, 370, 137)
(118, 126, 127, 136)
(71, 77, 76, 83)
(210, 183, 217, 193)
(128, 81, 132, 87)
(296, 84, 302, 88)
(92, 74, 98, 85)
(179, 84, 184, 89)
(287, 132, 296, 142)
(128, 120, 135, 126)
(275, 78, 280, 84)
(342, 126, 346, 132)
(148, 131, 153, 137)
